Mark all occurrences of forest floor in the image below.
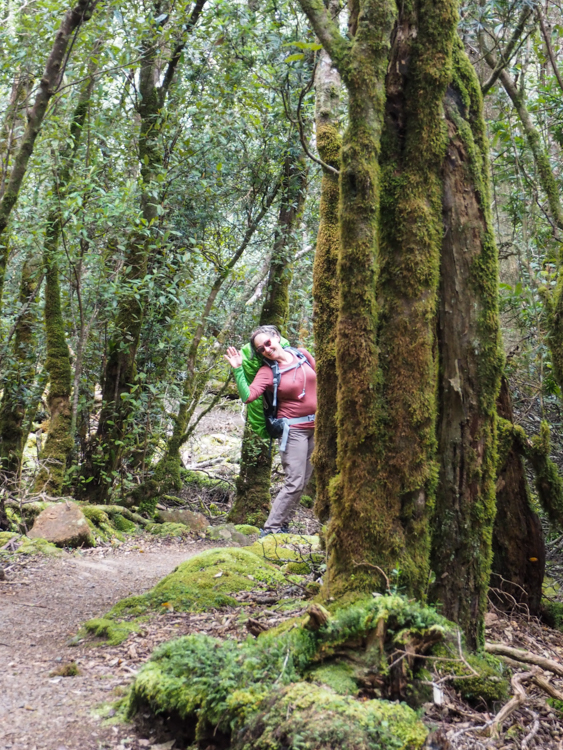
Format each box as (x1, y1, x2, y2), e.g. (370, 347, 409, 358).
(4, 405, 563, 749)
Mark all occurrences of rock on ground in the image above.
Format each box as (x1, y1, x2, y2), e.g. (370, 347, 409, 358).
(28, 502, 92, 548)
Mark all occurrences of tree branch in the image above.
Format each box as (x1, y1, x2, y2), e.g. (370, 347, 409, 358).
(537, 6, 563, 96)
(296, 0, 349, 71)
(481, 5, 533, 95)
(160, 0, 207, 99)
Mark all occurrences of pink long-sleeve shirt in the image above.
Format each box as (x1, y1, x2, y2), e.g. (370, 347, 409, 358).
(246, 349, 316, 428)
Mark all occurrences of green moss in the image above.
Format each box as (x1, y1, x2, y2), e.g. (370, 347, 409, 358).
(234, 524, 260, 536)
(82, 618, 140, 646)
(128, 595, 445, 748)
(50, 661, 80, 677)
(110, 514, 136, 533)
(307, 662, 358, 695)
(542, 600, 563, 630)
(146, 521, 190, 538)
(283, 561, 311, 575)
(300, 494, 314, 509)
(0, 531, 17, 545)
(17, 536, 62, 556)
(229, 421, 272, 527)
(433, 645, 508, 703)
(246, 533, 321, 566)
(236, 682, 427, 749)
(84, 548, 287, 640)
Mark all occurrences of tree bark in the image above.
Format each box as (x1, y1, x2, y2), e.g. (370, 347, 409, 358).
(311, 38, 341, 523)
(0, 0, 98, 313)
(33, 63, 98, 495)
(431, 41, 503, 648)
(491, 379, 545, 616)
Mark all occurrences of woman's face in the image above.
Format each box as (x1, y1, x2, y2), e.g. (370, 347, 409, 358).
(254, 332, 282, 360)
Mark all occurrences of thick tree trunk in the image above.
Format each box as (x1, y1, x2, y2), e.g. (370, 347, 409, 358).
(431, 42, 503, 648)
(0, 0, 98, 313)
(298, 0, 397, 601)
(34, 67, 97, 495)
(0, 258, 42, 484)
(228, 146, 308, 527)
(491, 379, 545, 616)
(311, 44, 341, 523)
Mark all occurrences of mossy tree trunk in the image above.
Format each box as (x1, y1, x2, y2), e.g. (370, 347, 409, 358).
(430, 42, 503, 648)
(0, 0, 98, 315)
(228, 143, 308, 527)
(301, 0, 460, 601)
(492, 379, 545, 616)
(311, 32, 341, 524)
(0, 258, 42, 487)
(81, 0, 207, 503)
(33, 64, 98, 496)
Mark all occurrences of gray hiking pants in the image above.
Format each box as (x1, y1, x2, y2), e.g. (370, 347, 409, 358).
(264, 428, 315, 532)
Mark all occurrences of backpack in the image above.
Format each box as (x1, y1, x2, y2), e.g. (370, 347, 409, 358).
(261, 348, 314, 439)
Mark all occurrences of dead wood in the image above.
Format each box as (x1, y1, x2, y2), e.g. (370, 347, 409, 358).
(485, 641, 563, 677)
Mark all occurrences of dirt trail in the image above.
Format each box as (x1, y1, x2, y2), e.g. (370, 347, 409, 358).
(0, 540, 202, 750)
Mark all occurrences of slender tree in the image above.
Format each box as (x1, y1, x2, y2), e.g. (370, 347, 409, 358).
(0, 0, 99, 312)
(33, 61, 99, 495)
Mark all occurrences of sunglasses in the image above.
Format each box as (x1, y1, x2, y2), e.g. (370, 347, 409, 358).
(256, 339, 273, 355)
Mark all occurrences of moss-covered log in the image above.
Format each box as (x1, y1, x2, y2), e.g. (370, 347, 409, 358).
(431, 41, 503, 648)
(311, 39, 341, 523)
(0, 258, 42, 485)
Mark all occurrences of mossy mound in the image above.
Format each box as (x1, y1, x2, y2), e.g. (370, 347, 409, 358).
(235, 682, 427, 750)
(0, 531, 18, 546)
(18, 536, 62, 556)
(82, 618, 141, 646)
(234, 524, 260, 536)
(128, 595, 443, 748)
(82, 506, 125, 544)
(246, 533, 322, 567)
(81, 548, 288, 645)
(146, 521, 190, 538)
(433, 645, 508, 704)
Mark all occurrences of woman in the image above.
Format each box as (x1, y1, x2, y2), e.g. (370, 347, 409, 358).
(224, 325, 316, 534)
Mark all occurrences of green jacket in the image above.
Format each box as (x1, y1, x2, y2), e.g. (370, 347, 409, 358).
(239, 338, 290, 440)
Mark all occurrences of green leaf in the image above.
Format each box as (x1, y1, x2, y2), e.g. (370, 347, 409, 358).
(285, 53, 305, 63)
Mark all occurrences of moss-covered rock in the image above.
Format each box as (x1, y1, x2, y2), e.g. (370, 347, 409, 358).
(146, 521, 191, 538)
(433, 645, 508, 704)
(306, 662, 358, 695)
(17, 536, 62, 555)
(0, 531, 18, 546)
(234, 524, 260, 536)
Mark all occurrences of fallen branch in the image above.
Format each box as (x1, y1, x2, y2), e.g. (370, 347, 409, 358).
(533, 672, 563, 701)
(521, 708, 540, 749)
(485, 642, 563, 677)
(488, 669, 536, 738)
(94, 505, 150, 527)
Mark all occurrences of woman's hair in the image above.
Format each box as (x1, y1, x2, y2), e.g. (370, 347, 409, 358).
(250, 325, 281, 352)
